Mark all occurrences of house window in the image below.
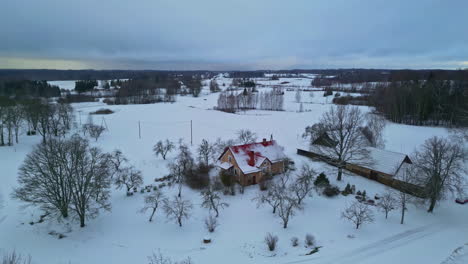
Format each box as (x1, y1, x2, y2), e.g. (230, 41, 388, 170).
(234, 168, 238, 175)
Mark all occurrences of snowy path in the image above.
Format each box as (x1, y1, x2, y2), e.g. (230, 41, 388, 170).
(282, 223, 450, 264)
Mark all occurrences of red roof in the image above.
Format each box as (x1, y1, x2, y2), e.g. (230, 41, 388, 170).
(218, 140, 286, 174)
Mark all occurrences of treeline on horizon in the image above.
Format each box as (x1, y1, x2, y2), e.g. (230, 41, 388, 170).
(1, 68, 467, 82)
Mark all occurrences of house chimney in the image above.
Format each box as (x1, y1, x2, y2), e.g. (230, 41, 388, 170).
(263, 138, 267, 144)
(248, 151, 255, 166)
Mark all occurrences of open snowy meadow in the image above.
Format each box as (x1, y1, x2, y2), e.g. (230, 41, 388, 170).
(1, 78, 467, 264)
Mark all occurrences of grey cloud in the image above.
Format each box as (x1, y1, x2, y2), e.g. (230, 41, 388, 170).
(1, 0, 467, 69)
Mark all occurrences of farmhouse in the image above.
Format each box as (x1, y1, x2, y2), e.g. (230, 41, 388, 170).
(216, 139, 286, 186)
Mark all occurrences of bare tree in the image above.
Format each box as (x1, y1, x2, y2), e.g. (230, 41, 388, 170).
(290, 164, 315, 205)
(236, 129, 257, 144)
(364, 113, 386, 148)
(295, 89, 302, 103)
(163, 196, 193, 227)
(108, 149, 128, 179)
(168, 143, 194, 197)
(153, 139, 175, 160)
(9, 105, 23, 144)
(304, 105, 369, 181)
(378, 191, 396, 219)
(114, 166, 143, 193)
(141, 190, 165, 222)
(341, 201, 374, 229)
(200, 187, 228, 217)
(393, 164, 418, 224)
(66, 136, 112, 227)
(14, 135, 113, 227)
(197, 139, 214, 166)
(413, 136, 466, 213)
(253, 183, 281, 214)
(13, 137, 72, 218)
(209, 79, 220, 93)
(87, 124, 106, 141)
(277, 192, 302, 229)
(204, 214, 219, 232)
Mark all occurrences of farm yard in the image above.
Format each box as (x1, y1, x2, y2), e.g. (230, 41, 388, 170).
(0, 75, 467, 264)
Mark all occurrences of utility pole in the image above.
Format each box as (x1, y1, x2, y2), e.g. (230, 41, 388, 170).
(190, 120, 193, 146)
(138, 121, 141, 139)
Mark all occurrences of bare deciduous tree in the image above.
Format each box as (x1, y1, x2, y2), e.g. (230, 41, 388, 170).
(304, 105, 369, 181)
(153, 139, 175, 160)
(393, 164, 418, 224)
(13, 138, 72, 218)
(114, 166, 143, 193)
(209, 79, 220, 93)
(413, 136, 466, 213)
(197, 139, 214, 166)
(141, 190, 165, 222)
(236, 129, 257, 144)
(290, 165, 315, 205)
(163, 196, 193, 227)
(295, 89, 302, 103)
(277, 193, 302, 229)
(168, 143, 194, 197)
(109, 149, 128, 179)
(378, 191, 396, 219)
(14, 135, 113, 227)
(66, 136, 112, 227)
(364, 113, 386, 148)
(201, 187, 228, 217)
(87, 124, 106, 141)
(253, 183, 281, 214)
(341, 201, 374, 229)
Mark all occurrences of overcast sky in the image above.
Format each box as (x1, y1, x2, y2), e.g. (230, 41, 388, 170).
(1, 0, 467, 70)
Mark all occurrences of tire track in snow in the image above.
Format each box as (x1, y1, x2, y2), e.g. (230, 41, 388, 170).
(281, 224, 445, 264)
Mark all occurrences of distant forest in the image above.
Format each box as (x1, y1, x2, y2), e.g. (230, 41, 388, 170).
(0, 68, 467, 127)
(0, 80, 60, 98)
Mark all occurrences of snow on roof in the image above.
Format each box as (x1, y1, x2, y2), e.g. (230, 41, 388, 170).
(298, 143, 410, 176)
(216, 161, 233, 170)
(221, 140, 286, 174)
(366, 147, 410, 176)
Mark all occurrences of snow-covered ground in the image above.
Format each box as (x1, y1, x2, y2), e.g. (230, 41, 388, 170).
(1, 78, 467, 264)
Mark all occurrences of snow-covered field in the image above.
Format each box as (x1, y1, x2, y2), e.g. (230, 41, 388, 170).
(1, 78, 467, 264)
